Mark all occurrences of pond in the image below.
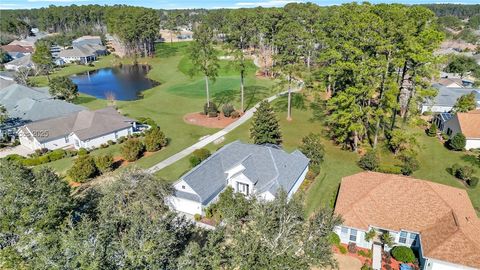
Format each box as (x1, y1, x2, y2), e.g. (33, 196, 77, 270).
(69, 64, 159, 101)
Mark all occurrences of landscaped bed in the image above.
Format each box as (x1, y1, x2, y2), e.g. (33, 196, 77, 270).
(183, 112, 239, 128)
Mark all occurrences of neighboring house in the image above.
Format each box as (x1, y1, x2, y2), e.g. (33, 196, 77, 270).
(72, 35, 102, 47)
(441, 110, 480, 150)
(58, 44, 107, 64)
(19, 107, 136, 151)
(168, 141, 310, 215)
(0, 84, 85, 136)
(50, 45, 62, 59)
(4, 54, 35, 71)
(334, 172, 480, 270)
(437, 78, 464, 88)
(1, 44, 33, 59)
(421, 84, 480, 113)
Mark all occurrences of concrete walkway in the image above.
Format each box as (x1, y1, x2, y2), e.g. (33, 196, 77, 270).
(0, 145, 34, 158)
(147, 85, 302, 174)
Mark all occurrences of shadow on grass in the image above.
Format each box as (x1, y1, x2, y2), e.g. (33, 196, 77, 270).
(461, 154, 480, 166)
(155, 43, 180, 58)
(74, 95, 97, 105)
(244, 85, 270, 110)
(213, 89, 237, 105)
(273, 93, 307, 112)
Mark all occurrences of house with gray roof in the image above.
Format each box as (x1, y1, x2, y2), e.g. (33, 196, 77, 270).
(421, 84, 480, 113)
(58, 44, 107, 64)
(168, 141, 310, 215)
(4, 54, 35, 71)
(72, 35, 102, 47)
(0, 84, 85, 136)
(18, 107, 136, 150)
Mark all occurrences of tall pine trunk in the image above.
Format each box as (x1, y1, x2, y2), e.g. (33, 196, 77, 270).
(287, 75, 292, 121)
(240, 69, 245, 112)
(373, 52, 391, 148)
(391, 61, 408, 130)
(205, 76, 210, 107)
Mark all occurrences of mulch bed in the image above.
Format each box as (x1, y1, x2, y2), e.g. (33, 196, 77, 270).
(183, 112, 238, 129)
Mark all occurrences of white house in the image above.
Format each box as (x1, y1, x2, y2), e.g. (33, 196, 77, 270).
(168, 141, 310, 216)
(421, 84, 480, 113)
(334, 172, 480, 270)
(441, 110, 480, 150)
(18, 107, 136, 151)
(58, 44, 107, 64)
(4, 54, 35, 71)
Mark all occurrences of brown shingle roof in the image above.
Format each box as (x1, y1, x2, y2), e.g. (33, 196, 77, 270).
(1, 44, 33, 53)
(335, 172, 480, 268)
(457, 110, 480, 139)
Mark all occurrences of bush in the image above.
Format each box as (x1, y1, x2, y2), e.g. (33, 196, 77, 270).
(448, 133, 466, 151)
(194, 214, 201, 222)
(427, 123, 437, 137)
(453, 165, 475, 181)
(117, 136, 127, 144)
(121, 139, 145, 162)
(144, 127, 168, 152)
(189, 148, 211, 167)
(358, 151, 379, 171)
(398, 153, 420, 176)
(78, 148, 89, 156)
(299, 133, 325, 166)
(358, 250, 372, 258)
(48, 149, 66, 161)
(231, 111, 240, 118)
(347, 242, 357, 253)
(107, 140, 115, 145)
(468, 177, 479, 188)
(391, 246, 415, 263)
(4, 154, 26, 162)
(204, 102, 218, 115)
(222, 103, 235, 117)
(328, 232, 340, 245)
(67, 155, 98, 182)
(208, 111, 218, 117)
(137, 117, 158, 128)
(95, 154, 114, 173)
(361, 264, 373, 270)
(338, 245, 347, 254)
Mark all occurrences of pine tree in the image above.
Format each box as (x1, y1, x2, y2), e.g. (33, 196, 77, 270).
(427, 123, 438, 137)
(250, 101, 282, 145)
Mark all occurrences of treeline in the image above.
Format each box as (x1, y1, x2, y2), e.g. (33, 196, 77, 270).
(422, 4, 480, 19)
(0, 5, 160, 56)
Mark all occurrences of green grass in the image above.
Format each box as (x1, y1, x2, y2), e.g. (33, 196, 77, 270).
(38, 42, 276, 175)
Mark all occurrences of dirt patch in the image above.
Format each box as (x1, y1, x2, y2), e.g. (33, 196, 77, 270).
(184, 112, 238, 129)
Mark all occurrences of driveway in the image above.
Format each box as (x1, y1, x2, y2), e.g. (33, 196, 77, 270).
(0, 145, 34, 158)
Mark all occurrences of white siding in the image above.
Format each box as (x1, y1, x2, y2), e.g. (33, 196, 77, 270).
(465, 139, 480, 150)
(174, 180, 197, 194)
(422, 105, 454, 114)
(335, 225, 371, 249)
(424, 258, 477, 270)
(167, 196, 203, 215)
(80, 127, 131, 149)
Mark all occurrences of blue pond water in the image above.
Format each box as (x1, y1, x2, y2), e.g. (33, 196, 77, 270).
(69, 64, 159, 101)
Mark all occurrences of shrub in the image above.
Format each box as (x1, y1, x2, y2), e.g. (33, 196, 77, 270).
(204, 102, 218, 115)
(358, 250, 372, 258)
(358, 151, 379, 171)
(67, 155, 98, 182)
(95, 154, 114, 174)
(448, 133, 466, 151)
(391, 246, 415, 263)
(100, 143, 109, 148)
(469, 177, 479, 188)
(361, 264, 373, 270)
(194, 214, 201, 222)
(189, 148, 211, 167)
(328, 232, 340, 245)
(347, 242, 357, 253)
(454, 165, 475, 181)
(222, 103, 235, 117)
(117, 136, 127, 144)
(144, 127, 168, 152)
(427, 123, 437, 137)
(299, 133, 325, 166)
(208, 111, 218, 117)
(22, 158, 43, 166)
(107, 140, 115, 145)
(4, 154, 26, 162)
(398, 153, 420, 176)
(48, 149, 66, 161)
(338, 245, 347, 254)
(121, 139, 145, 162)
(137, 117, 158, 128)
(78, 148, 89, 156)
(231, 111, 240, 118)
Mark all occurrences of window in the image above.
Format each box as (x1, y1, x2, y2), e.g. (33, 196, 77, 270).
(237, 182, 249, 195)
(182, 185, 185, 189)
(65, 136, 69, 143)
(410, 233, 417, 245)
(115, 131, 118, 139)
(341, 227, 348, 235)
(349, 229, 357, 242)
(447, 128, 452, 136)
(399, 231, 407, 244)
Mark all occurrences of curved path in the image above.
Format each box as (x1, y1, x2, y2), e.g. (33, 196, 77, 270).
(147, 85, 302, 174)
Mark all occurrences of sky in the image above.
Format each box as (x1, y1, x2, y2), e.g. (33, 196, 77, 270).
(0, 0, 478, 10)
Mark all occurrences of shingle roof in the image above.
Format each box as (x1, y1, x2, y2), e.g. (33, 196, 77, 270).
(24, 107, 134, 143)
(0, 84, 85, 129)
(58, 46, 94, 58)
(179, 141, 309, 204)
(427, 84, 480, 108)
(5, 54, 34, 68)
(1, 44, 33, 53)
(335, 172, 480, 269)
(456, 110, 480, 139)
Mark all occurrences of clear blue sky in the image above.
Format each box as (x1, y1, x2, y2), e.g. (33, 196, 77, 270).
(0, 0, 478, 10)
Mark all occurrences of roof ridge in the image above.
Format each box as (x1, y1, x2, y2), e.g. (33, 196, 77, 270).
(422, 210, 460, 255)
(267, 147, 280, 187)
